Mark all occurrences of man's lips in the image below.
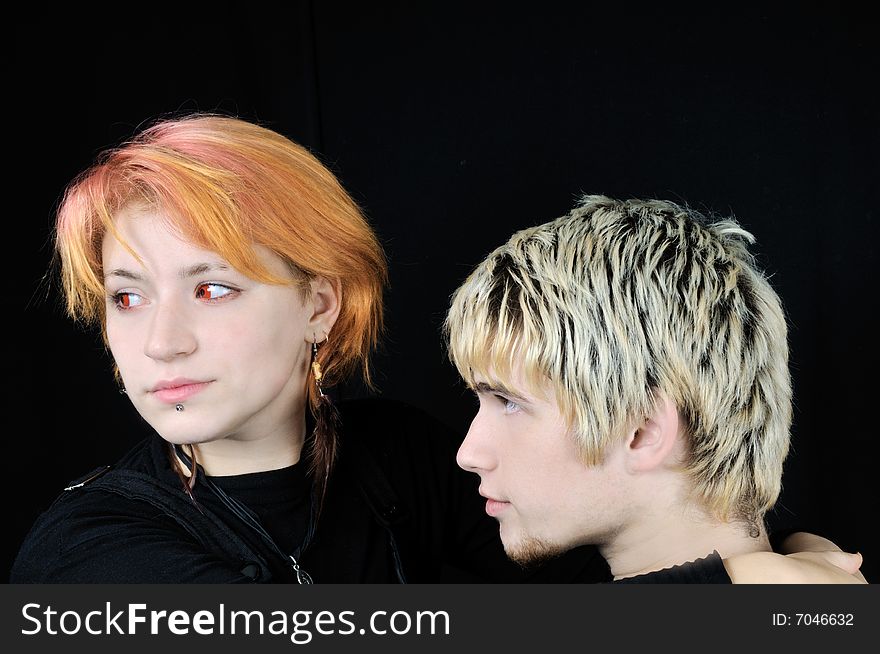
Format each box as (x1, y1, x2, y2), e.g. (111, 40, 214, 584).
(150, 379, 212, 404)
(485, 498, 510, 517)
(480, 490, 511, 518)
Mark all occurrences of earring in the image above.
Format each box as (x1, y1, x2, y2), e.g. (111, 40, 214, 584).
(119, 387, 127, 395)
(311, 337, 325, 398)
(309, 331, 340, 511)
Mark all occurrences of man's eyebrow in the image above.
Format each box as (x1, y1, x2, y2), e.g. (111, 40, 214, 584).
(472, 381, 529, 403)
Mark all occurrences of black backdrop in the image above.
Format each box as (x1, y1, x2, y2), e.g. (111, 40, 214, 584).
(9, 5, 878, 581)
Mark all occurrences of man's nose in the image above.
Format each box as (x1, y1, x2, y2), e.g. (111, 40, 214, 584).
(456, 408, 497, 473)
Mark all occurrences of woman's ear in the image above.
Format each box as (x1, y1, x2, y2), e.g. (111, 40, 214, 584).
(623, 391, 682, 474)
(307, 275, 342, 340)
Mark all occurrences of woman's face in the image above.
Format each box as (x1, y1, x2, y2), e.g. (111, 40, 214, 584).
(102, 205, 323, 447)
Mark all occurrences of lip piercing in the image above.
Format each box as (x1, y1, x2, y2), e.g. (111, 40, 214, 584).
(175, 404, 185, 412)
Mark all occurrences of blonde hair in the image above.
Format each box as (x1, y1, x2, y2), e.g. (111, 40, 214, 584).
(55, 114, 388, 490)
(446, 195, 791, 526)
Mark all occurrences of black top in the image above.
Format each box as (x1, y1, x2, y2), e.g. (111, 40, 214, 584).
(207, 463, 312, 557)
(612, 551, 732, 584)
(11, 398, 610, 584)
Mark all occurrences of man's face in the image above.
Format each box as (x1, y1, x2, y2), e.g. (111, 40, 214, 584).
(456, 370, 625, 566)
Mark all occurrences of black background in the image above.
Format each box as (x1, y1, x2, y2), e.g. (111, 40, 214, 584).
(8, 5, 878, 581)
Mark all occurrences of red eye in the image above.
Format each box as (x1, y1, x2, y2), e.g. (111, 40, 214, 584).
(114, 292, 144, 308)
(195, 283, 233, 301)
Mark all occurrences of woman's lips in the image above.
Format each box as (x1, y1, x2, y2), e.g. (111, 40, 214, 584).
(151, 381, 212, 404)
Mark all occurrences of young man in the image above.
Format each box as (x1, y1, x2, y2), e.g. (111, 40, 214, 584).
(445, 195, 846, 582)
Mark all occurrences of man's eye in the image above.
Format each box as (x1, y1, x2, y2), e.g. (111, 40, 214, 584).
(495, 395, 521, 414)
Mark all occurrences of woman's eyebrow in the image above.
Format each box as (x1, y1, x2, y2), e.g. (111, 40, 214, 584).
(103, 262, 230, 283)
(103, 268, 143, 282)
(179, 262, 230, 278)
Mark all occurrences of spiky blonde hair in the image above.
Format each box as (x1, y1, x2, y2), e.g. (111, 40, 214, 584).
(446, 195, 791, 526)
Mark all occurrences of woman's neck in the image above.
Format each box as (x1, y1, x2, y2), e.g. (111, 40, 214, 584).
(178, 413, 308, 477)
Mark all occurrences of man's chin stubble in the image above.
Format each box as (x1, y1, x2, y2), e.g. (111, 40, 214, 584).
(505, 536, 567, 569)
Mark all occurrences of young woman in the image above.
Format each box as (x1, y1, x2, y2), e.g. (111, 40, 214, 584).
(11, 115, 862, 583)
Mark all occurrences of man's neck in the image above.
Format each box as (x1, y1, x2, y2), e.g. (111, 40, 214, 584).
(600, 505, 771, 580)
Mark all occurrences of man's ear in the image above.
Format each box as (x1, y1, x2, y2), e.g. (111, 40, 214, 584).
(623, 391, 682, 474)
(306, 275, 341, 341)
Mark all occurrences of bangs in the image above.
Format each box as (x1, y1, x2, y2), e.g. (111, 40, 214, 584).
(56, 141, 302, 325)
(55, 114, 387, 416)
(446, 250, 562, 409)
(446, 195, 791, 522)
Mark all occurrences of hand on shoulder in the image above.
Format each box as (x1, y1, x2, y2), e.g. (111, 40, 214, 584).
(723, 531, 867, 584)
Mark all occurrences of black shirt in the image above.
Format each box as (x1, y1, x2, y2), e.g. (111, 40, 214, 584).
(208, 464, 312, 557)
(612, 551, 732, 584)
(11, 398, 610, 584)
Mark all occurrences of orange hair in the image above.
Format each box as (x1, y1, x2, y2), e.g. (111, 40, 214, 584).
(55, 114, 387, 492)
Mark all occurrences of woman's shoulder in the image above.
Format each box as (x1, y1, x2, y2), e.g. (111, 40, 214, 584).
(21, 436, 161, 529)
(22, 434, 173, 525)
(10, 475, 178, 582)
(10, 436, 195, 583)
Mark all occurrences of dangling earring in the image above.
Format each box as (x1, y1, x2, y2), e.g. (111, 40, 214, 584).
(311, 336, 326, 398)
(309, 332, 340, 518)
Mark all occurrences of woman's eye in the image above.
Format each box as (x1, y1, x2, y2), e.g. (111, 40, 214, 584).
(112, 292, 145, 309)
(195, 283, 235, 300)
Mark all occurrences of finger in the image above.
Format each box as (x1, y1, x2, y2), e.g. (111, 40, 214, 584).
(811, 550, 862, 575)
